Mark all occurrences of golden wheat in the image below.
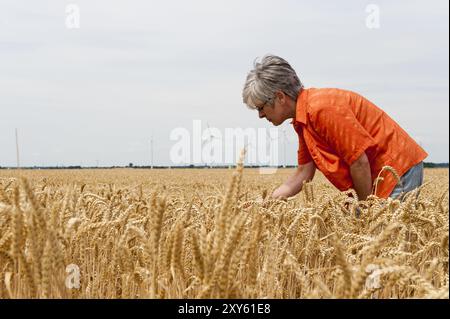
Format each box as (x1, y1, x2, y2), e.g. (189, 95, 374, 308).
(0, 165, 447, 299)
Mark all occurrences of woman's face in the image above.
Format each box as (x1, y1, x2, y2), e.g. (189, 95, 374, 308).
(256, 92, 290, 126)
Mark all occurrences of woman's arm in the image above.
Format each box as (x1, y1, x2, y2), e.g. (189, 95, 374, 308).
(272, 161, 316, 199)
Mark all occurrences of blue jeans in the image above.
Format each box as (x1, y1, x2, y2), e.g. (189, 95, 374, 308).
(389, 161, 424, 201)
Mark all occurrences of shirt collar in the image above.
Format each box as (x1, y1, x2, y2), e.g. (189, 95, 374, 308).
(290, 88, 308, 125)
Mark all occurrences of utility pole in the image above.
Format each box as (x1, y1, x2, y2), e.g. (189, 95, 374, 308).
(15, 128, 20, 168)
(150, 136, 154, 169)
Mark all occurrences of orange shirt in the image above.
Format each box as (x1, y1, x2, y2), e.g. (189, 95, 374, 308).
(292, 88, 428, 198)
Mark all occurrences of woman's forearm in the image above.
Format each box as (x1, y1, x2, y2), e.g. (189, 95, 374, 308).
(350, 160, 372, 200)
(272, 170, 308, 199)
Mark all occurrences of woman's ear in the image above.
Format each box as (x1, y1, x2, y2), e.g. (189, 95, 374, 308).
(276, 91, 286, 105)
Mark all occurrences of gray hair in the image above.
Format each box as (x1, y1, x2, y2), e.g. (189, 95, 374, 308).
(242, 54, 303, 109)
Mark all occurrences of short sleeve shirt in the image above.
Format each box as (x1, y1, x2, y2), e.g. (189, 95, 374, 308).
(292, 88, 428, 198)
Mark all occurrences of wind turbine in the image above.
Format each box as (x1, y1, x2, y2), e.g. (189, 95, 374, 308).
(281, 128, 289, 168)
(242, 138, 257, 167)
(15, 128, 20, 169)
(265, 129, 281, 166)
(150, 134, 154, 169)
(265, 127, 291, 168)
(202, 122, 220, 168)
(256, 129, 279, 174)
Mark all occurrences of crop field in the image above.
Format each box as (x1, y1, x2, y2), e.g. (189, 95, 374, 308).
(0, 163, 448, 299)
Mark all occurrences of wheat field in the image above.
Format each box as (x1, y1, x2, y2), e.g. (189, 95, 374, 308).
(0, 160, 448, 299)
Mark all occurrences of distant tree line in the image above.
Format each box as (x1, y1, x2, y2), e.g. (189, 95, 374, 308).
(423, 162, 449, 168)
(0, 162, 448, 169)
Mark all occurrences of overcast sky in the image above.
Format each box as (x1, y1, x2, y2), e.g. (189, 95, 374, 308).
(0, 0, 448, 167)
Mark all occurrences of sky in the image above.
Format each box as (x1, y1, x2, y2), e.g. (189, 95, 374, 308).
(0, 0, 448, 167)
